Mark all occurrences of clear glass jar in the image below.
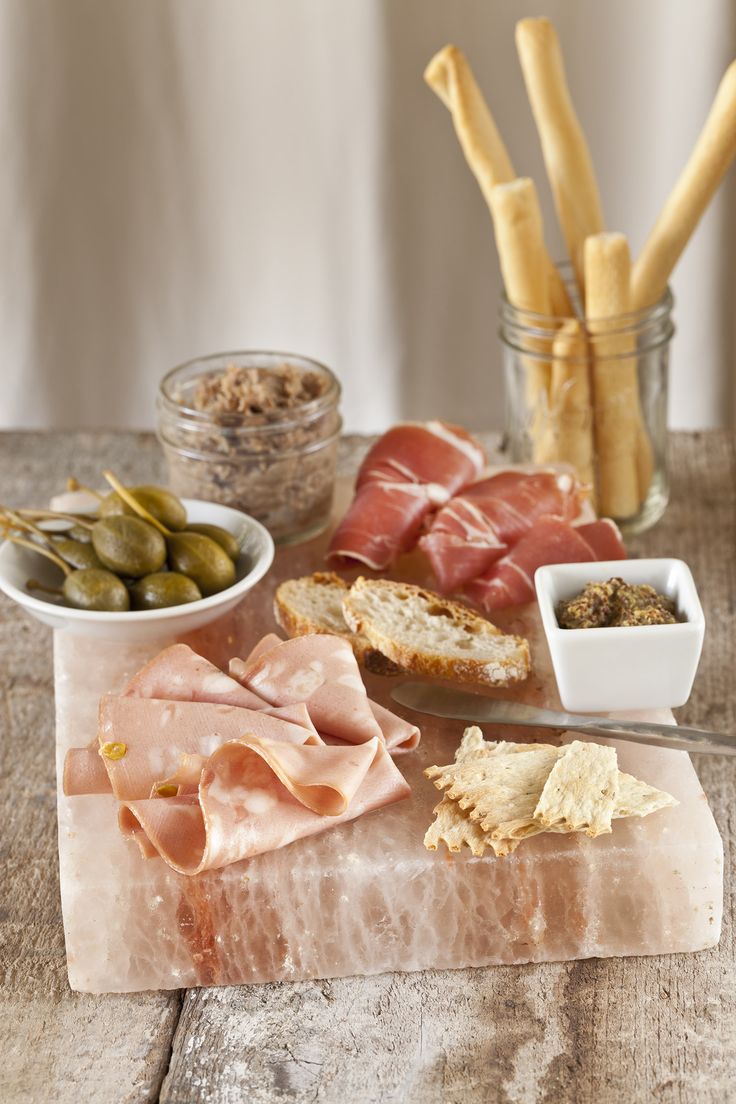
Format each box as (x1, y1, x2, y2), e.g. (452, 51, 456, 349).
(157, 351, 342, 544)
(500, 273, 674, 535)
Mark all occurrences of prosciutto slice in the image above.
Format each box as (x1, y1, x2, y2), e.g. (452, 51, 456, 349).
(327, 421, 486, 569)
(229, 634, 420, 752)
(466, 517, 626, 611)
(419, 470, 581, 592)
(118, 735, 410, 875)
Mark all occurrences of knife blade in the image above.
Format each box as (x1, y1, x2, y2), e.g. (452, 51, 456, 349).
(390, 682, 736, 756)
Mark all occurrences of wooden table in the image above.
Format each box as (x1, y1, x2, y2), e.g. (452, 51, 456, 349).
(2, 430, 734, 1104)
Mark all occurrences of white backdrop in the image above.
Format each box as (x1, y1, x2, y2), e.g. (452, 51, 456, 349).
(1, 0, 735, 433)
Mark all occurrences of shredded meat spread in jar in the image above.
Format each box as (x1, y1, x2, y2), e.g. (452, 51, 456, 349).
(160, 358, 341, 543)
(556, 577, 680, 629)
(193, 363, 329, 422)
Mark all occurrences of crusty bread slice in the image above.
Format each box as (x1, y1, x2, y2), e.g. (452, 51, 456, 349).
(342, 577, 530, 687)
(274, 572, 401, 675)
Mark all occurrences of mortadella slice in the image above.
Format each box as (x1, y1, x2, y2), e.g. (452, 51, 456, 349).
(118, 735, 411, 875)
(230, 635, 385, 746)
(122, 643, 269, 710)
(63, 695, 321, 800)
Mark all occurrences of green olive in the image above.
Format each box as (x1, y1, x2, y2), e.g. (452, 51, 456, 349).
(129, 572, 203, 610)
(92, 516, 167, 577)
(185, 523, 241, 562)
(166, 532, 236, 597)
(99, 485, 187, 531)
(53, 538, 104, 571)
(63, 568, 131, 611)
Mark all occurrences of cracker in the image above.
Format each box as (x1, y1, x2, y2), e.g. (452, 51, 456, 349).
(535, 740, 619, 837)
(423, 727, 677, 859)
(614, 771, 678, 819)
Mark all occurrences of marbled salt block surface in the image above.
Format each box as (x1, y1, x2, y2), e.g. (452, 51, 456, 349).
(55, 518, 724, 993)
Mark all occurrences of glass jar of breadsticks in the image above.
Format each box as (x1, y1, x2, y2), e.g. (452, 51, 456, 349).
(500, 267, 674, 534)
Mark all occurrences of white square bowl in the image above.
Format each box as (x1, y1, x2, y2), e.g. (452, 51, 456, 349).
(535, 559, 705, 713)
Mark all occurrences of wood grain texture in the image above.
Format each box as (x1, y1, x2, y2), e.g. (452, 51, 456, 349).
(1, 430, 734, 1104)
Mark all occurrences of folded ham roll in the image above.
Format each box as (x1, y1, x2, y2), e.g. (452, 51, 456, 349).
(63, 638, 414, 875)
(229, 634, 420, 752)
(466, 517, 626, 611)
(419, 470, 582, 592)
(327, 421, 486, 569)
(118, 736, 410, 875)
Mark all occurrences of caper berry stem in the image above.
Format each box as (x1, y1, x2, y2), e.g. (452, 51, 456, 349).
(4, 533, 72, 575)
(16, 508, 96, 531)
(0, 506, 61, 548)
(101, 470, 172, 537)
(67, 477, 104, 500)
(26, 578, 64, 596)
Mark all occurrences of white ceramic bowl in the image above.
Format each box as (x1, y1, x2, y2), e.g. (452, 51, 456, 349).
(0, 499, 274, 641)
(535, 559, 705, 712)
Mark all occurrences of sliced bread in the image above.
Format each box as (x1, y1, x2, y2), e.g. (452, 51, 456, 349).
(342, 577, 531, 687)
(274, 572, 401, 675)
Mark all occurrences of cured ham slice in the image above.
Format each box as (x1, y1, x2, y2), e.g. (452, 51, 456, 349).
(356, 421, 486, 490)
(118, 735, 410, 875)
(327, 421, 486, 569)
(420, 470, 581, 592)
(466, 517, 626, 612)
(327, 482, 445, 571)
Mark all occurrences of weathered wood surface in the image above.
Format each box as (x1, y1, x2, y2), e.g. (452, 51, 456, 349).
(1, 430, 734, 1104)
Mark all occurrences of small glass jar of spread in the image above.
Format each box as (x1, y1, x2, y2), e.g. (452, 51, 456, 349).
(157, 352, 342, 545)
(500, 264, 674, 535)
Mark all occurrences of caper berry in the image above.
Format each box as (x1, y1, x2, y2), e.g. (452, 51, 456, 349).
(53, 538, 104, 571)
(99, 485, 187, 531)
(166, 532, 236, 597)
(129, 572, 202, 610)
(92, 516, 167, 578)
(185, 523, 241, 562)
(63, 568, 131, 611)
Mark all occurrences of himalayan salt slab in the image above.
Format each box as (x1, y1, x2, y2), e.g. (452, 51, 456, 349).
(55, 504, 723, 992)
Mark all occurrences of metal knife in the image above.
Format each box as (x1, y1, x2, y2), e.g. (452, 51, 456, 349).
(390, 682, 736, 756)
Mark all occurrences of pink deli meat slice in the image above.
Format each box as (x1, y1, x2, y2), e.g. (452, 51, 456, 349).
(63, 696, 321, 800)
(327, 421, 486, 569)
(230, 634, 420, 752)
(419, 470, 581, 592)
(122, 643, 269, 710)
(356, 421, 486, 490)
(466, 516, 626, 611)
(118, 735, 411, 875)
(327, 482, 445, 570)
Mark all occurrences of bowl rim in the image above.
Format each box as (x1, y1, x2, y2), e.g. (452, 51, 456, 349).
(0, 498, 275, 623)
(534, 558, 705, 639)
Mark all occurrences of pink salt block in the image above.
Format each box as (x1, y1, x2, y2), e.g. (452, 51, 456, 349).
(55, 600, 723, 993)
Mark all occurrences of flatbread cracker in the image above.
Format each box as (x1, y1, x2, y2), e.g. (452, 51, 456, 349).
(535, 740, 619, 837)
(423, 728, 678, 858)
(614, 771, 678, 819)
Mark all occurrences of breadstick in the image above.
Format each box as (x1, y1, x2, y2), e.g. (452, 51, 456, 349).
(490, 179, 554, 458)
(631, 59, 736, 309)
(585, 233, 640, 518)
(516, 18, 604, 294)
(425, 44, 573, 317)
(537, 319, 596, 500)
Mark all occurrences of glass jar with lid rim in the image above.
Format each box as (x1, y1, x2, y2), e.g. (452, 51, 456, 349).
(157, 350, 342, 545)
(500, 267, 674, 535)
